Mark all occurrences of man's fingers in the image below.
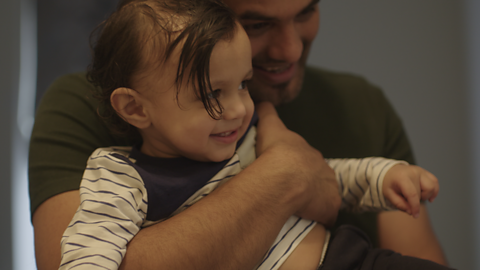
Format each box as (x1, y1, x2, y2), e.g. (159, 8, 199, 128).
(255, 101, 286, 139)
(255, 102, 277, 118)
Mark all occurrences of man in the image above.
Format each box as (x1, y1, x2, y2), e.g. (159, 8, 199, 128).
(29, 0, 447, 269)
(226, 0, 446, 263)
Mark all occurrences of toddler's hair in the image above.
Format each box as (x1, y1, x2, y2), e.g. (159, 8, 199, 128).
(87, 0, 237, 138)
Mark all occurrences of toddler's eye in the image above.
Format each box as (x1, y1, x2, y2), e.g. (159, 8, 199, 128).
(207, 89, 221, 99)
(238, 80, 248, 90)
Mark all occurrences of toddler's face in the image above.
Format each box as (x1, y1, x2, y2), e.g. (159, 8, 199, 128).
(138, 26, 254, 162)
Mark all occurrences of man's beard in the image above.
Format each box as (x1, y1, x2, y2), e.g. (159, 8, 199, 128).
(248, 66, 305, 106)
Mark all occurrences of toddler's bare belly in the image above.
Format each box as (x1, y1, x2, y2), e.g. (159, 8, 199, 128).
(278, 223, 327, 270)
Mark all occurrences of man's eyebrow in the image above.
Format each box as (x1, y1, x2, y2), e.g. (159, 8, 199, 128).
(239, 0, 321, 21)
(303, 0, 321, 12)
(238, 11, 275, 21)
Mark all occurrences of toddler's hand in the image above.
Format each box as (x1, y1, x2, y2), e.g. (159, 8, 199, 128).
(383, 164, 439, 218)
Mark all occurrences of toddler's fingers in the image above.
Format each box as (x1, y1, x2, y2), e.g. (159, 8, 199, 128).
(385, 189, 410, 214)
(398, 181, 421, 218)
(420, 171, 440, 202)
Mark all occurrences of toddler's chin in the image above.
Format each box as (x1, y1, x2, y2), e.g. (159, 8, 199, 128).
(209, 150, 236, 163)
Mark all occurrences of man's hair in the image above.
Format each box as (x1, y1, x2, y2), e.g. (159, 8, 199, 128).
(87, 0, 237, 137)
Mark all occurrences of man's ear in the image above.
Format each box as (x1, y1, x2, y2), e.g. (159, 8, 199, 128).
(110, 87, 150, 129)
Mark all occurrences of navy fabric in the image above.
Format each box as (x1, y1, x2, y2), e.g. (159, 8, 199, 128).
(126, 150, 229, 221)
(319, 225, 456, 270)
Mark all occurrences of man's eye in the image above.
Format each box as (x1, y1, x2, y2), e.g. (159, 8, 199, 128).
(250, 22, 269, 30)
(207, 89, 221, 99)
(238, 80, 248, 90)
(242, 22, 271, 36)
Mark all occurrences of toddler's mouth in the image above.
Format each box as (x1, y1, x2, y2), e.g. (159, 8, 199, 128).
(216, 131, 235, 137)
(210, 129, 239, 144)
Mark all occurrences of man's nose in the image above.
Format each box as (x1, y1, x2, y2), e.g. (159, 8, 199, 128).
(267, 23, 303, 63)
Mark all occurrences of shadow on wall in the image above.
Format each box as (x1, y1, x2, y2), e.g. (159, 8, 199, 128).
(36, 0, 117, 106)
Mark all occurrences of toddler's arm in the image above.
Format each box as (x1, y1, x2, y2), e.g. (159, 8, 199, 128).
(326, 158, 438, 218)
(60, 147, 146, 270)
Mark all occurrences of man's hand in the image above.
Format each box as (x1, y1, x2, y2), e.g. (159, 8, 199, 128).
(255, 102, 341, 227)
(383, 164, 439, 218)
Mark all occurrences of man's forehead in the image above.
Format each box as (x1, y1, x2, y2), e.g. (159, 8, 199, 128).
(224, 0, 319, 20)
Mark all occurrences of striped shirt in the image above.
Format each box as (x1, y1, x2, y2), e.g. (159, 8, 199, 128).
(60, 127, 405, 270)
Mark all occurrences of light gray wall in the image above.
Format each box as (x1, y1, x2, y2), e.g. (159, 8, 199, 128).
(2, 0, 37, 269)
(310, 1, 473, 269)
(0, 0, 19, 269)
(466, 0, 480, 269)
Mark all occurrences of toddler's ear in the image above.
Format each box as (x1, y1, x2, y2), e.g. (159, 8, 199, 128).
(111, 87, 150, 129)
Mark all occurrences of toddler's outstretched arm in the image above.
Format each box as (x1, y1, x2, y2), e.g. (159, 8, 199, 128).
(326, 158, 439, 218)
(382, 164, 439, 218)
